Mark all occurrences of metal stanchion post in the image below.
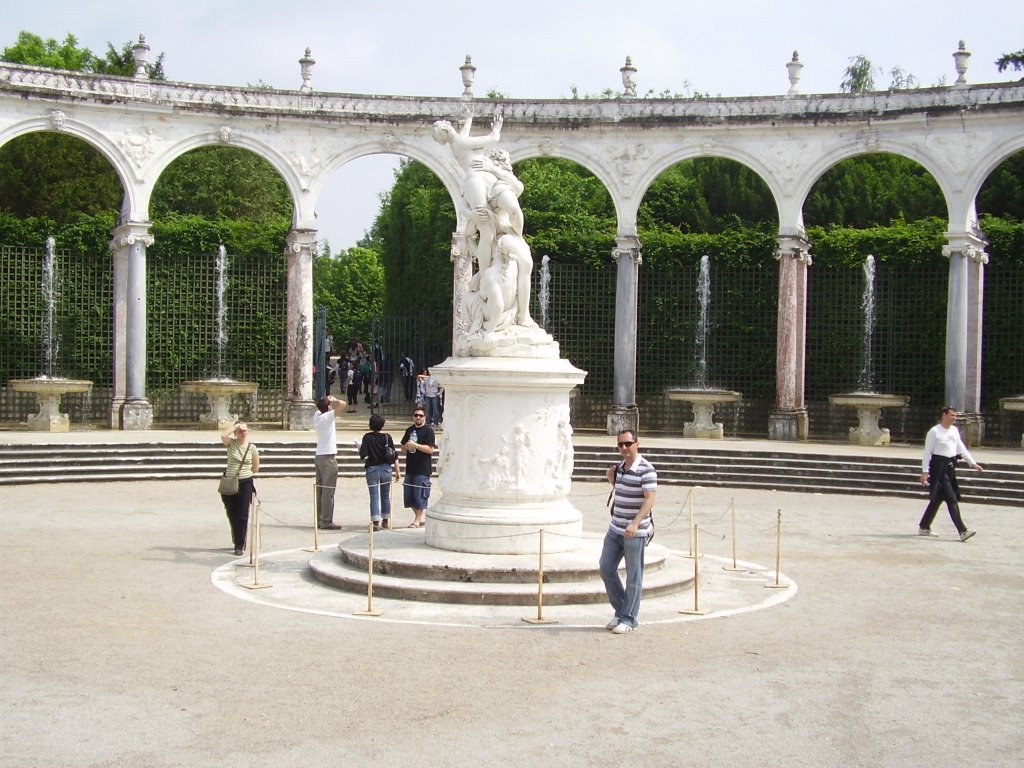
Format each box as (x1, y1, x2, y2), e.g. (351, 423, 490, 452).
(680, 525, 704, 615)
(304, 479, 320, 552)
(765, 509, 787, 589)
(684, 488, 695, 558)
(237, 492, 256, 568)
(523, 529, 558, 625)
(354, 523, 385, 616)
(723, 498, 742, 571)
(241, 498, 271, 590)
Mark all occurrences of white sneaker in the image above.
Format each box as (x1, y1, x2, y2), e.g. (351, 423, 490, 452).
(960, 530, 976, 542)
(918, 528, 937, 537)
(605, 619, 619, 631)
(611, 623, 634, 635)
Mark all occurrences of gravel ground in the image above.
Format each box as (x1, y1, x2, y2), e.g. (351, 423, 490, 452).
(1, 475, 1021, 768)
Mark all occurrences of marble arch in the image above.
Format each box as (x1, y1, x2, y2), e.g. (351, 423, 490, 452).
(2, 56, 1023, 439)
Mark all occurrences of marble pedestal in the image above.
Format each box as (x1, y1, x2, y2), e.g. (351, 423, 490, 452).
(427, 356, 587, 555)
(8, 378, 93, 432)
(1000, 397, 1024, 449)
(181, 379, 259, 431)
(666, 388, 742, 439)
(829, 393, 909, 446)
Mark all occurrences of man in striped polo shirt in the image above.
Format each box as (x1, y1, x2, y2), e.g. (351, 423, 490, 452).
(599, 429, 657, 634)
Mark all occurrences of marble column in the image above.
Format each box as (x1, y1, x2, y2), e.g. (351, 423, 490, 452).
(108, 239, 128, 428)
(110, 221, 154, 430)
(284, 229, 317, 430)
(768, 236, 811, 441)
(943, 234, 988, 445)
(607, 235, 641, 436)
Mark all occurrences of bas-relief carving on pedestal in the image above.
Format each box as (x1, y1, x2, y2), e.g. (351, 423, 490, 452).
(439, 393, 571, 501)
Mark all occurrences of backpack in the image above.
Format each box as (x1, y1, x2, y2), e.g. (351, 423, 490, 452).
(352, 368, 363, 386)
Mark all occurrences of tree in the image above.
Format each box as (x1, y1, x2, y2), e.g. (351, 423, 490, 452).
(995, 49, 1024, 73)
(313, 246, 385, 344)
(94, 40, 166, 79)
(2, 31, 165, 78)
(2, 31, 96, 71)
(369, 159, 456, 318)
(840, 55, 918, 93)
(804, 154, 945, 228)
(841, 55, 878, 93)
(978, 150, 1024, 220)
(0, 134, 122, 223)
(639, 158, 776, 234)
(150, 146, 292, 223)
(0, 31, 166, 225)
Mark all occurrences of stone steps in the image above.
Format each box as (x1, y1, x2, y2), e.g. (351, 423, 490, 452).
(308, 533, 694, 606)
(0, 440, 1021, 507)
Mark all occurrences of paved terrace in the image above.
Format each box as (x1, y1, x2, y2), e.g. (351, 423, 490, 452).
(1, 424, 1021, 766)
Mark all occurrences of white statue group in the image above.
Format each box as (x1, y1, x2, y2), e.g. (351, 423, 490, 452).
(433, 110, 552, 354)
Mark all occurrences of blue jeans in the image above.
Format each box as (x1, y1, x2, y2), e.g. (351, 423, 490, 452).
(599, 529, 646, 628)
(365, 464, 392, 522)
(425, 395, 441, 426)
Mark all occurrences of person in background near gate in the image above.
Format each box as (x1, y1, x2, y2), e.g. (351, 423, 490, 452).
(347, 338, 365, 360)
(220, 420, 260, 556)
(359, 413, 401, 531)
(421, 368, 443, 427)
(360, 356, 373, 402)
(919, 406, 983, 541)
(599, 429, 656, 635)
(401, 407, 435, 528)
(345, 361, 359, 413)
(325, 356, 338, 396)
(314, 395, 341, 530)
(376, 344, 393, 404)
(400, 353, 416, 401)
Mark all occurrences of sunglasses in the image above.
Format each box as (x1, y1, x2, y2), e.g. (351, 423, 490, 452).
(617, 440, 636, 448)
(413, 413, 426, 418)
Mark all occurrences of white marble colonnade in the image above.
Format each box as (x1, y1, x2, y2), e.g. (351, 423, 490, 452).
(1, 51, 1021, 436)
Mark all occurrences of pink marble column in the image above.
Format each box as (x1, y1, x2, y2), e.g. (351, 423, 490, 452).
(769, 239, 811, 440)
(608, 235, 642, 436)
(284, 229, 317, 430)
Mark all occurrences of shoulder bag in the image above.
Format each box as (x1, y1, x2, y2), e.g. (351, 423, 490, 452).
(219, 444, 251, 495)
(384, 435, 398, 465)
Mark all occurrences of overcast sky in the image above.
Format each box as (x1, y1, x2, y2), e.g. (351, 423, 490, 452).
(6, 0, 1023, 248)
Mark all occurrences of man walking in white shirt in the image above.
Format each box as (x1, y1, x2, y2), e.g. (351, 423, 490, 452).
(919, 407, 983, 541)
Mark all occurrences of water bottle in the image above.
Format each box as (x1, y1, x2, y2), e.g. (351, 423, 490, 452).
(410, 429, 418, 445)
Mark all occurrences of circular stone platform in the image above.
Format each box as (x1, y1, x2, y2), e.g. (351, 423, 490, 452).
(211, 530, 797, 628)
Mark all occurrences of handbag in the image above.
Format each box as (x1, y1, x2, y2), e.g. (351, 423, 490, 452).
(384, 435, 398, 465)
(219, 444, 251, 495)
(218, 473, 239, 495)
